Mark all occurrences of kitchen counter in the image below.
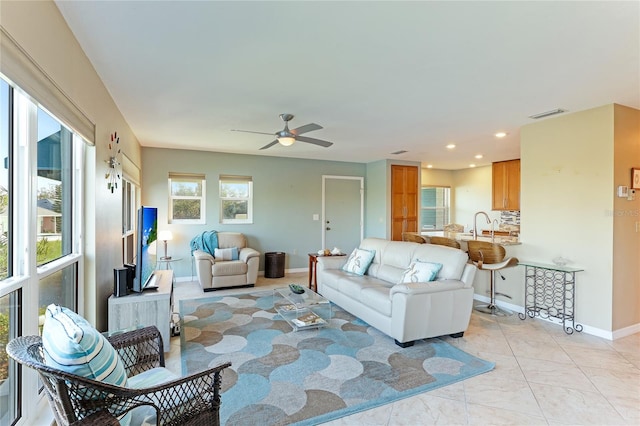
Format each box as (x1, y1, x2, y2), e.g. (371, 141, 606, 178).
(439, 232, 521, 246)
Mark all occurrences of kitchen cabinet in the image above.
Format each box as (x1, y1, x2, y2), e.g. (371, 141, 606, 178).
(492, 159, 520, 211)
(391, 165, 418, 240)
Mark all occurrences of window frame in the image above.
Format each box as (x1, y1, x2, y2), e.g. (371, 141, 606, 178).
(168, 173, 206, 224)
(219, 175, 253, 225)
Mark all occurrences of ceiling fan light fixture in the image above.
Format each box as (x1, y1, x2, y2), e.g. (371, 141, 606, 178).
(277, 136, 296, 146)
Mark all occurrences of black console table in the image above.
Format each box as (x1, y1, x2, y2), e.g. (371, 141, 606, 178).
(518, 261, 583, 334)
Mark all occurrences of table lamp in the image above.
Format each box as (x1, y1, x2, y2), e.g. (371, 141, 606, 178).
(158, 230, 173, 260)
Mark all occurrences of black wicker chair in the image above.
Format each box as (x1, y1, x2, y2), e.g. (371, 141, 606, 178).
(6, 325, 230, 426)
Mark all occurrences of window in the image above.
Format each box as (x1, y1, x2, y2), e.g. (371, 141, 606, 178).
(0, 76, 84, 426)
(37, 108, 72, 266)
(0, 290, 21, 426)
(122, 178, 138, 264)
(421, 186, 450, 231)
(168, 173, 205, 224)
(0, 78, 11, 281)
(219, 175, 252, 224)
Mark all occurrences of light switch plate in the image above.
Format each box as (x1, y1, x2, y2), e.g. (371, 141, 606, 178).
(617, 186, 629, 197)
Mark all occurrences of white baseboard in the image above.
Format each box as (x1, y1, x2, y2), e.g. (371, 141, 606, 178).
(612, 322, 640, 340)
(471, 294, 630, 341)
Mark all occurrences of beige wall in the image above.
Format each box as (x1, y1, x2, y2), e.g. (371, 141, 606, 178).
(521, 105, 616, 332)
(612, 104, 640, 330)
(1, 1, 142, 330)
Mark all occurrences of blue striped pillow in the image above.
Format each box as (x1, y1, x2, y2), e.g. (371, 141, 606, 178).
(42, 304, 127, 387)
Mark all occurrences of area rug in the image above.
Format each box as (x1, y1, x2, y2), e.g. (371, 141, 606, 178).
(179, 291, 494, 426)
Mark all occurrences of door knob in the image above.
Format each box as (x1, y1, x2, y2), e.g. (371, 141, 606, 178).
(326, 227, 331, 231)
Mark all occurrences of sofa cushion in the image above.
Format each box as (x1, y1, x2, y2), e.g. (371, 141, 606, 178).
(217, 232, 247, 249)
(360, 286, 392, 316)
(214, 247, 239, 260)
(42, 304, 128, 387)
(399, 260, 443, 283)
(342, 248, 375, 275)
(212, 260, 248, 276)
(411, 244, 468, 280)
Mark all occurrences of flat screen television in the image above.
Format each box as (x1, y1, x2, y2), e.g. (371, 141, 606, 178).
(133, 206, 158, 292)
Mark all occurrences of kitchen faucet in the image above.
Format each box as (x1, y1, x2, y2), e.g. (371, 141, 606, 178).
(473, 211, 491, 240)
(491, 219, 500, 243)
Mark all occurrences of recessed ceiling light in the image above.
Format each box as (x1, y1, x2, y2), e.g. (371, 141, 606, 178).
(495, 132, 507, 138)
(446, 144, 456, 149)
(469, 164, 476, 168)
(475, 154, 483, 159)
(427, 164, 433, 168)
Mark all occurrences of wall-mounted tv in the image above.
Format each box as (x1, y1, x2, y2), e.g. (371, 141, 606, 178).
(133, 206, 158, 292)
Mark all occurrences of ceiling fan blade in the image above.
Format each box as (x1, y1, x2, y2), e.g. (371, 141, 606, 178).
(296, 135, 333, 148)
(259, 140, 279, 150)
(291, 123, 323, 136)
(231, 129, 275, 136)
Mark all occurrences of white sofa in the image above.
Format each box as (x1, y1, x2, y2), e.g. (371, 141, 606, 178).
(316, 237, 476, 347)
(193, 232, 260, 291)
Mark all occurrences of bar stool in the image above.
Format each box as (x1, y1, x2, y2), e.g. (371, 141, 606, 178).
(402, 232, 428, 243)
(467, 240, 518, 316)
(430, 236, 461, 249)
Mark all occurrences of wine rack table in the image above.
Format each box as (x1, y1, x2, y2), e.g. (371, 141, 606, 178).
(518, 261, 583, 334)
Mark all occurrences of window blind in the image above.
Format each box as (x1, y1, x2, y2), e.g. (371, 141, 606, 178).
(0, 27, 95, 144)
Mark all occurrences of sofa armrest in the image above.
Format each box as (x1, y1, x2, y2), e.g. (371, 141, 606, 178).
(193, 250, 214, 289)
(316, 256, 348, 272)
(460, 263, 477, 288)
(239, 247, 260, 263)
(193, 249, 214, 263)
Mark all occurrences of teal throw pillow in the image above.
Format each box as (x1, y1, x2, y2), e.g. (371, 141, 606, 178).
(42, 304, 128, 387)
(342, 248, 375, 276)
(399, 260, 443, 283)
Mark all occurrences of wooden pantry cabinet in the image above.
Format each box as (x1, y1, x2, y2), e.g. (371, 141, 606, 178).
(391, 165, 418, 240)
(492, 159, 520, 211)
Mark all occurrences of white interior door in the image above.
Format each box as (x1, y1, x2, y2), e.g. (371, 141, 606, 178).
(322, 176, 363, 254)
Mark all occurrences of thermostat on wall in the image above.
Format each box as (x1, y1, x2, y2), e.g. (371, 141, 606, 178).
(617, 185, 629, 197)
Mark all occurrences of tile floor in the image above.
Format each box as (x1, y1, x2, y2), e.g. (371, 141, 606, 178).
(168, 272, 640, 426)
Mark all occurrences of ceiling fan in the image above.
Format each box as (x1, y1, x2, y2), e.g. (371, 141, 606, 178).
(231, 113, 334, 150)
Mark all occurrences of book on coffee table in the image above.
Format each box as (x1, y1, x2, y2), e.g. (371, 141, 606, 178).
(291, 312, 326, 327)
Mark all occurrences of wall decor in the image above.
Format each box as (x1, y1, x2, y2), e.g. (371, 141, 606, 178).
(106, 132, 121, 193)
(632, 168, 640, 190)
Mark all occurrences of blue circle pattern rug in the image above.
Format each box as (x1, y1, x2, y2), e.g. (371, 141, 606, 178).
(179, 291, 494, 426)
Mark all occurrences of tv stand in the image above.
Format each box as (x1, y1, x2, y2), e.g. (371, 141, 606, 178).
(108, 269, 173, 351)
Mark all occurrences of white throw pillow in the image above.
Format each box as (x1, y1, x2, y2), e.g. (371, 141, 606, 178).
(342, 248, 375, 276)
(214, 247, 239, 260)
(399, 260, 443, 283)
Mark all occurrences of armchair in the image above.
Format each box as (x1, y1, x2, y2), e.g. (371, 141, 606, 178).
(193, 232, 260, 291)
(6, 326, 230, 426)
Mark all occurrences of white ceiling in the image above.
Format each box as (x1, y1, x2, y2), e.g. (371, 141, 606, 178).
(55, 1, 639, 170)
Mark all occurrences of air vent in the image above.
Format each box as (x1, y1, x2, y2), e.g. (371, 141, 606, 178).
(528, 108, 567, 119)
(391, 150, 408, 155)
